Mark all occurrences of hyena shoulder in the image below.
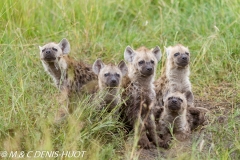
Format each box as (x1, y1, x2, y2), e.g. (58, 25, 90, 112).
(58, 55, 97, 94)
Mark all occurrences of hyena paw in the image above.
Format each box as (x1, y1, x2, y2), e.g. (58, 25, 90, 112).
(138, 136, 153, 149)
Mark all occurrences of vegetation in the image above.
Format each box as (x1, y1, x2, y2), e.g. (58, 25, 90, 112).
(0, 0, 239, 159)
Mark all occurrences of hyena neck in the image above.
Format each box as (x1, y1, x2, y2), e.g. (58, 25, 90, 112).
(43, 61, 61, 86)
(99, 84, 119, 98)
(102, 87, 120, 105)
(165, 109, 188, 131)
(131, 74, 156, 103)
(166, 62, 190, 81)
(107, 87, 119, 97)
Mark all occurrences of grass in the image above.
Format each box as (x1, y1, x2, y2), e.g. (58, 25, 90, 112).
(0, 0, 240, 159)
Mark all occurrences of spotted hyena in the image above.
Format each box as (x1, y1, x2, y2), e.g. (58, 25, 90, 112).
(121, 45, 168, 149)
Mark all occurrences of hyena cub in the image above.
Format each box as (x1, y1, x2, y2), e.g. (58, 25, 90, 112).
(155, 44, 193, 108)
(121, 46, 168, 148)
(158, 91, 192, 143)
(92, 59, 128, 111)
(39, 38, 70, 88)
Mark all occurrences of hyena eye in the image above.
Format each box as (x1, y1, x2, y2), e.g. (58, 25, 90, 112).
(168, 97, 173, 100)
(115, 73, 120, 77)
(104, 73, 110, 77)
(150, 60, 155, 64)
(178, 98, 183, 102)
(174, 53, 180, 57)
(52, 47, 58, 51)
(185, 52, 189, 56)
(42, 48, 46, 52)
(138, 60, 145, 65)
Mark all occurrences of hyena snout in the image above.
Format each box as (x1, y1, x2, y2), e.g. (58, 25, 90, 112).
(106, 75, 120, 87)
(168, 98, 182, 111)
(146, 66, 153, 71)
(43, 49, 57, 61)
(46, 50, 51, 54)
(181, 55, 188, 60)
(177, 55, 189, 67)
(141, 64, 154, 76)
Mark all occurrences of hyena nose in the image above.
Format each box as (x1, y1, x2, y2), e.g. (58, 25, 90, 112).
(46, 50, 51, 54)
(147, 67, 153, 71)
(172, 99, 177, 104)
(111, 79, 117, 84)
(182, 56, 187, 60)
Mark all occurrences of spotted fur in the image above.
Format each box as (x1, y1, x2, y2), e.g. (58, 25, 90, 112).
(58, 55, 97, 95)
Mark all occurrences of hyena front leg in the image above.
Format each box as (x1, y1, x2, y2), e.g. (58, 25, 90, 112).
(54, 87, 70, 123)
(146, 114, 169, 149)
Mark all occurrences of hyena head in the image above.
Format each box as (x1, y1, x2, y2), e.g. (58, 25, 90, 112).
(92, 59, 128, 89)
(124, 46, 161, 80)
(163, 91, 193, 113)
(39, 38, 70, 62)
(165, 44, 190, 68)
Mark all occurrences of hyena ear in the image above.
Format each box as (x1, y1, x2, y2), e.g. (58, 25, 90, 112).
(39, 46, 43, 57)
(165, 46, 172, 57)
(152, 46, 162, 61)
(184, 91, 194, 104)
(118, 60, 128, 76)
(92, 59, 104, 75)
(39, 46, 43, 56)
(124, 46, 135, 62)
(58, 38, 70, 54)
